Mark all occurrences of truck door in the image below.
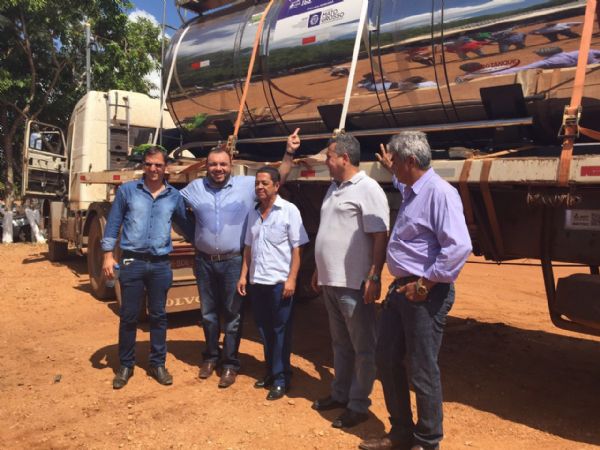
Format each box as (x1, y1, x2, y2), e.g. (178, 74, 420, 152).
(21, 120, 68, 199)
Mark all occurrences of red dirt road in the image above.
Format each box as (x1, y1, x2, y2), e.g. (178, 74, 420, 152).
(0, 243, 599, 449)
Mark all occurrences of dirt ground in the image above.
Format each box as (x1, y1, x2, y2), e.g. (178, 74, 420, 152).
(0, 243, 599, 449)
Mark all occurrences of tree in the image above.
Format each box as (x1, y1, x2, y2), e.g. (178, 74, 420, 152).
(0, 0, 165, 207)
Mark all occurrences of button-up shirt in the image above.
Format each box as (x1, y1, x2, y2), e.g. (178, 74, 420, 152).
(181, 175, 255, 255)
(244, 195, 309, 285)
(387, 168, 472, 283)
(101, 178, 189, 256)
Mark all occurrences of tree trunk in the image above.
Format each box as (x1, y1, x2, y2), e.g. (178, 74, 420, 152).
(2, 124, 16, 210)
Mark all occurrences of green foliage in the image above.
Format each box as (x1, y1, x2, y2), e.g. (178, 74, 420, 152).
(0, 0, 168, 202)
(181, 113, 208, 131)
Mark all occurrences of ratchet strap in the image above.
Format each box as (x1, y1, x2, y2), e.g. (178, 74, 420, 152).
(334, 0, 370, 136)
(556, 0, 597, 186)
(227, 1, 276, 156)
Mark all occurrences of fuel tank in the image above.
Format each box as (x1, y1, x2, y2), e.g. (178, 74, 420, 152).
(164, 0, 600, 154)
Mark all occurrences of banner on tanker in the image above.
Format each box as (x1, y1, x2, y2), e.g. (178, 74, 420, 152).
(272, 0, 361, 48)
(278, 0, 345, 19)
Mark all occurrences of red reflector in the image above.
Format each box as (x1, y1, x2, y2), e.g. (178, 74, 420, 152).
(300, 170, 316, 177)
(302, 36, 316, 45)
(113, 175, 121, 181)
(581, 166, 600, 176)
(79, 175, 86, 181)
(191, 62, 201, 69)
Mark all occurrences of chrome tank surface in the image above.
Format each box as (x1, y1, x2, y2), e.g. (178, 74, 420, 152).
(165, 0, 599, 151)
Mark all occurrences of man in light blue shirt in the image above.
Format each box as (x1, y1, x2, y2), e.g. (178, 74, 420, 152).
(180, 131, 300, 388)
(237, 166, 309, 400)
(101, 146, 191, 389)
(360, 131, 471, 450)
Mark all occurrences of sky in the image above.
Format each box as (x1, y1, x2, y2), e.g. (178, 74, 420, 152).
(128, 1, 201, 95)
(129, 1, 198, 32)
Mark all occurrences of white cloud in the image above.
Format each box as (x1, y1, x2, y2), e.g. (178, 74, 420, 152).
(146, 67, 161, 98)
(129, 9, 160, 27)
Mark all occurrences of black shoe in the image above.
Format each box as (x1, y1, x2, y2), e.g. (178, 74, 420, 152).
(148, 365, 173, 386)
(113, 366, 134, 390)
(266, 385, 286, 401)
(312, 395, 347, 411)
(254, 375, 274, 389)
(331, 408, 369, 428)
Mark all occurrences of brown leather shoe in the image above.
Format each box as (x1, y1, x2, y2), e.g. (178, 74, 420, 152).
(218, 367, 237, 388)
(359, 436, 411, 450)
(199, 360, 217, 379)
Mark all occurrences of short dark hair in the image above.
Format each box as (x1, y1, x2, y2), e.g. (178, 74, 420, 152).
(256, 166, 280, 183)
(142, 146, 167, 163)
(327, 132, 361, 166)
(207, 144, 232, 161)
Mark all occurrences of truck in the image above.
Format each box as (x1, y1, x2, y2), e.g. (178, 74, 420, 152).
(22, 91, 201, 314)
(24, 0, 600, 336)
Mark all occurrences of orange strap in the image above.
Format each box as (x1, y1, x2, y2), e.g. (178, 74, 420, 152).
(579, 125, 600, 141)
(557, 0, 597, 186)
(227, 1, 275, 155)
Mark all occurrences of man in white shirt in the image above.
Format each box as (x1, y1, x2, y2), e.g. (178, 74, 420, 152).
(237, 166, 309, 401)
(311, 132, 390, 428)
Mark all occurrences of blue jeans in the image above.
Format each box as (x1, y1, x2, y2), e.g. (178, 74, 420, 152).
(376, 282, 455, 448)
(321, 285, 377, 414)
(249, 283, 294, 388)
(194, 255, 243, 370)
(118, 258, 173, 368)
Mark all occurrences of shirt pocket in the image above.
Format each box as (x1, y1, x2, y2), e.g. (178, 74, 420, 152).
(394, 214, 429, 241)
(266, 223, 288, 245)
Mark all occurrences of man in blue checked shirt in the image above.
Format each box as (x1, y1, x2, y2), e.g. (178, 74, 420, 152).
(181, 131, 300, 388)
(236, 166, 309, 401)
(102, 146, 192, 390)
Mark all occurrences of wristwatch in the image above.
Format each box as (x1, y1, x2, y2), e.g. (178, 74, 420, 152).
(416, 278, 429, 296)
(367, 274, 381, 283)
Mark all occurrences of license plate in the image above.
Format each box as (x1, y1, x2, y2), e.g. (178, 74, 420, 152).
(171, 256, 194, 269)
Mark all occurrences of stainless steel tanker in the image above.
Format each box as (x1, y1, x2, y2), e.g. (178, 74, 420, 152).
(165, 0, 600, 154)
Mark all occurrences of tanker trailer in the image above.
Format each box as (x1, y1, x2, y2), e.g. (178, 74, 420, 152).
(167, 0, 600, 337)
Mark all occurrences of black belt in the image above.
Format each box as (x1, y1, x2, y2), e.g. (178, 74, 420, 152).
(121, 250, 169, 262)
(197, 251, 241, 262)
(392, 275, 419, 286)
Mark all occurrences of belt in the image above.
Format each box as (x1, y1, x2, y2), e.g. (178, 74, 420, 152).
(197, 251, 241, 262)
(121, 250, 169, 262)
(392, 275, 419, 286)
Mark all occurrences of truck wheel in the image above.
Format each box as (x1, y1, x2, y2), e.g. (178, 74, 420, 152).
(87, 215, 115, 300)
(47, 239, 69, 262)
(115, 279, 148, 322)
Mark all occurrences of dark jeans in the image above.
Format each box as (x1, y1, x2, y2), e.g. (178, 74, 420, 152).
(376, 282, 455, 447)
(194, 255, 243, 370)
(118, 258, 173, 368)
(249, 283, 294, 388)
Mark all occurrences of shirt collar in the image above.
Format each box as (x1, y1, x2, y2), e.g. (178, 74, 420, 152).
(136, 177, 171, 192)
(410, 168, 434, 195)
(204, 175, 234, 190)
(336, 170, 365, 187)
(273, 195, 284, 208)
(255, 194, 283, 211)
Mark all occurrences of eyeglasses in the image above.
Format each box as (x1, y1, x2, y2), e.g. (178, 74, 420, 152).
(144, 162, 165, 168)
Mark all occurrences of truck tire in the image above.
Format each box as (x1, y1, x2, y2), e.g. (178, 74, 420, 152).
(47, 239, 69, 262)
(87, 215, 115, 300)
